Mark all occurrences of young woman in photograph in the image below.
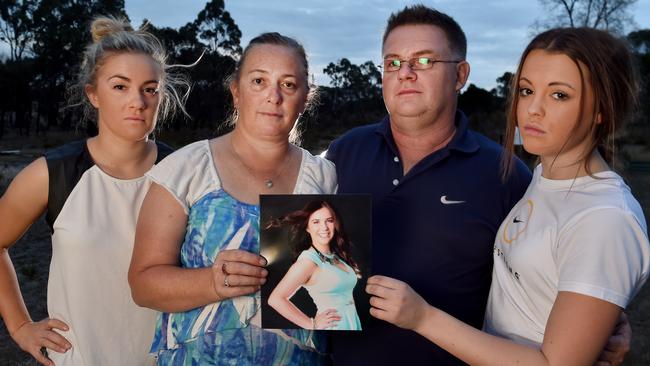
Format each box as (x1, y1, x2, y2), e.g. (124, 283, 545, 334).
(128, 33, 337, 365)
(366, 27, 649, 365)
(0, 17, 188, 366)
(268, 200, 362, 330)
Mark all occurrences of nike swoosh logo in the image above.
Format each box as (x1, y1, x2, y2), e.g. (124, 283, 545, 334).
(440, 195, 466, 205)
(513, 217, 524, 223)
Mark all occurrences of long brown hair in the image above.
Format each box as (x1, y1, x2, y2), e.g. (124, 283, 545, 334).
(266, 200, 359, 273)
(501, 27, 638, 179)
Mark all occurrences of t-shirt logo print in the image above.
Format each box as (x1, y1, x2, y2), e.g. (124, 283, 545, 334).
(440, 195, 466, 204)
(502, 199, 534, 244)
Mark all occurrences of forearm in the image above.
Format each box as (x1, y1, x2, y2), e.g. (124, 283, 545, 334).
(130, 264, 220, 313)
(268, 294, 312, 329)
(415, 306, 552, 366)
(0, 249, 32, 335)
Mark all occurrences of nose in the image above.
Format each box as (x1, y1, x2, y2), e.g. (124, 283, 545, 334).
(527, 94, 544, 118)
(319, 221, 329, 231)
(397, 62, 417, 81)
(266, 84, 282, 104)
(129, 90, 147, 110)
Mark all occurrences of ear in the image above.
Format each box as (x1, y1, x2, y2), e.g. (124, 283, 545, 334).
(229, 81, 240, 109)
(85, 84, 99, 109)
(595, 112, 602, 124)
(455, 61, 470, 92)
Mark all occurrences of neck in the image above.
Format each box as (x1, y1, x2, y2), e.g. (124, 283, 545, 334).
(230, 128, 291, 170)
(91, 131, 152, 166)
(312, 242, 332, 255)
(390, 115, 456, 174)
(540, 148, 609, 180)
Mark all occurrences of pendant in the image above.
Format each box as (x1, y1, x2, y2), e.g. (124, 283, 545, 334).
(265, 179, 274, 188)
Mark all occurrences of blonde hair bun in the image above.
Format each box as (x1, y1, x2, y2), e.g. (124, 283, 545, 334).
(91, 17, 133, 43)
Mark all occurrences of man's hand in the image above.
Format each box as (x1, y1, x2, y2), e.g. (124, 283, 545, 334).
(595, 312, 631, 366)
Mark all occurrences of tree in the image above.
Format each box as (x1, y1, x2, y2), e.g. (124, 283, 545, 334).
(28, 0, 127, 130)
(494, 71, 514, 100)
(627, 29, 650, 130)
(0, 0, 35, 61)
(193, 0, 241, 56)
(535, 0, 637, 34)
(323, 58, 382, 104)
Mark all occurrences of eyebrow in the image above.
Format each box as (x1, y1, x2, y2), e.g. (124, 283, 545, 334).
(383, 49, 438, 59)
(311, 216, 333, 221)
(108, 75, 159, 84)
(248, 69, 297, 78)
(519, 77, 576, 90)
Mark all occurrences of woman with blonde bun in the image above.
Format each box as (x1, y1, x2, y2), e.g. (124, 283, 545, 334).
(0, 16, 189, 366)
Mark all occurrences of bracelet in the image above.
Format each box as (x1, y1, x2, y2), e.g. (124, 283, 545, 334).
(311, 317, 316, 330)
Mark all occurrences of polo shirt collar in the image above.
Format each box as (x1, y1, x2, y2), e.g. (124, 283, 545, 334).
(374, 109, 480, 155)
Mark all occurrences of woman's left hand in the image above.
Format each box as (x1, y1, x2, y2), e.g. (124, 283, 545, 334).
(366, 275, 430, 331)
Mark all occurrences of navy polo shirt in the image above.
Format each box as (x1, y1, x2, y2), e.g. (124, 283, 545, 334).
(326, 111, 531, 365)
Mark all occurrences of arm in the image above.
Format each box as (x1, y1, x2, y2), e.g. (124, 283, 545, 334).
(128, 183, 267, 312)
(0, 158, 71, 366)
(367, 275, 620, 366)
(268, 258, 340, 329)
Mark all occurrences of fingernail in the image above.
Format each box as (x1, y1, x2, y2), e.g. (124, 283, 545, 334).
(260, 278, 267, 284)
(260, 256, 268, 266)
(261, 269, 268, 276)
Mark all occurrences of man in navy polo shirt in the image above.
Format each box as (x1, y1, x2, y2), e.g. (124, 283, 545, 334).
(325, 5, 628, 366)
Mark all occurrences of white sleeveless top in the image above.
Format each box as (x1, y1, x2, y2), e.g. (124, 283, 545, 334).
(45, 141, 160, 366)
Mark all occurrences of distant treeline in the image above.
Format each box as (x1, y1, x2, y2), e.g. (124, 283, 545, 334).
(1, 1, 649, 152)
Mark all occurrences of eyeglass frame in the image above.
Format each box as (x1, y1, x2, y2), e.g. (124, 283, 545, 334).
(380, 56, 462, 73)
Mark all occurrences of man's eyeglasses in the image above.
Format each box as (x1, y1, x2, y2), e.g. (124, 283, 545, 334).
(381, 57, 461, 72)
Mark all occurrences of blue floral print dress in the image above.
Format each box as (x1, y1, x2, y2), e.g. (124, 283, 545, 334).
(145, 140, 338, 365)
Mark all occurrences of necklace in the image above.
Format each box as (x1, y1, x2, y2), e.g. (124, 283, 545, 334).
(230, 136, 292, 189)
(311, 245, 337, 265)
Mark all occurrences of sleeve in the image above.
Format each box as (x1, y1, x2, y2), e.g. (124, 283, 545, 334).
(298, 151, 338, 194)
(145, 141, 216, 214)
(556, 208, 650, 308)
(297, 249, 321, 266)
(324, 138, 339, 165)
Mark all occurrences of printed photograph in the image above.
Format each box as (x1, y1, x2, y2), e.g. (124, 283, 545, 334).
(260, 194, 372, 330)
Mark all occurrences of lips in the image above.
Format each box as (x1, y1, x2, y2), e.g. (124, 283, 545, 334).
(125, 116, 145, 121)
(522, 124, 545, 136)
(259, 111, 283, 118)
(397, 89, 420, 95)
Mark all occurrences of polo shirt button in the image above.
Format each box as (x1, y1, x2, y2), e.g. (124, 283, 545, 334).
(392, 179, 399, 186)
(393, 156, 399, 162)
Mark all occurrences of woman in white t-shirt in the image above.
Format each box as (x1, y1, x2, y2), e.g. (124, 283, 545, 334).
(0, 17, 189, 366)
(365, 27, 649, 365)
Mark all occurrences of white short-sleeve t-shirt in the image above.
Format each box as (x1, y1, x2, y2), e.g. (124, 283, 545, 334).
(484, 165, 650, 347)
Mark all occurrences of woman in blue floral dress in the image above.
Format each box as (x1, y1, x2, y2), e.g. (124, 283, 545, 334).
(128, 33, 337, 365)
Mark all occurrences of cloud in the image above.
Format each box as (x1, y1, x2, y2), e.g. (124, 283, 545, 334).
(123, 0, 650, 89)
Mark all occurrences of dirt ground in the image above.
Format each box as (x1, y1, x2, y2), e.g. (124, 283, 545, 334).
(0, 140, 649, 365)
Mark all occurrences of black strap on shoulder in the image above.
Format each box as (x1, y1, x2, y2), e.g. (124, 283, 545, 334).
(44, 140, 174, 232)
(44, 140, 94, 232)
(154, 140, 174, 163)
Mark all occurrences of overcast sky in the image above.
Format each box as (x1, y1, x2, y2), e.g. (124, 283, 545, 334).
(5, 1, 648, 90)
(123, 0, 650, 90)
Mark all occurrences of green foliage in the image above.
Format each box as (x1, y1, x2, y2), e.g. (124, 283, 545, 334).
(194, 0, 242, 57)
(0, 0, 35, 61)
